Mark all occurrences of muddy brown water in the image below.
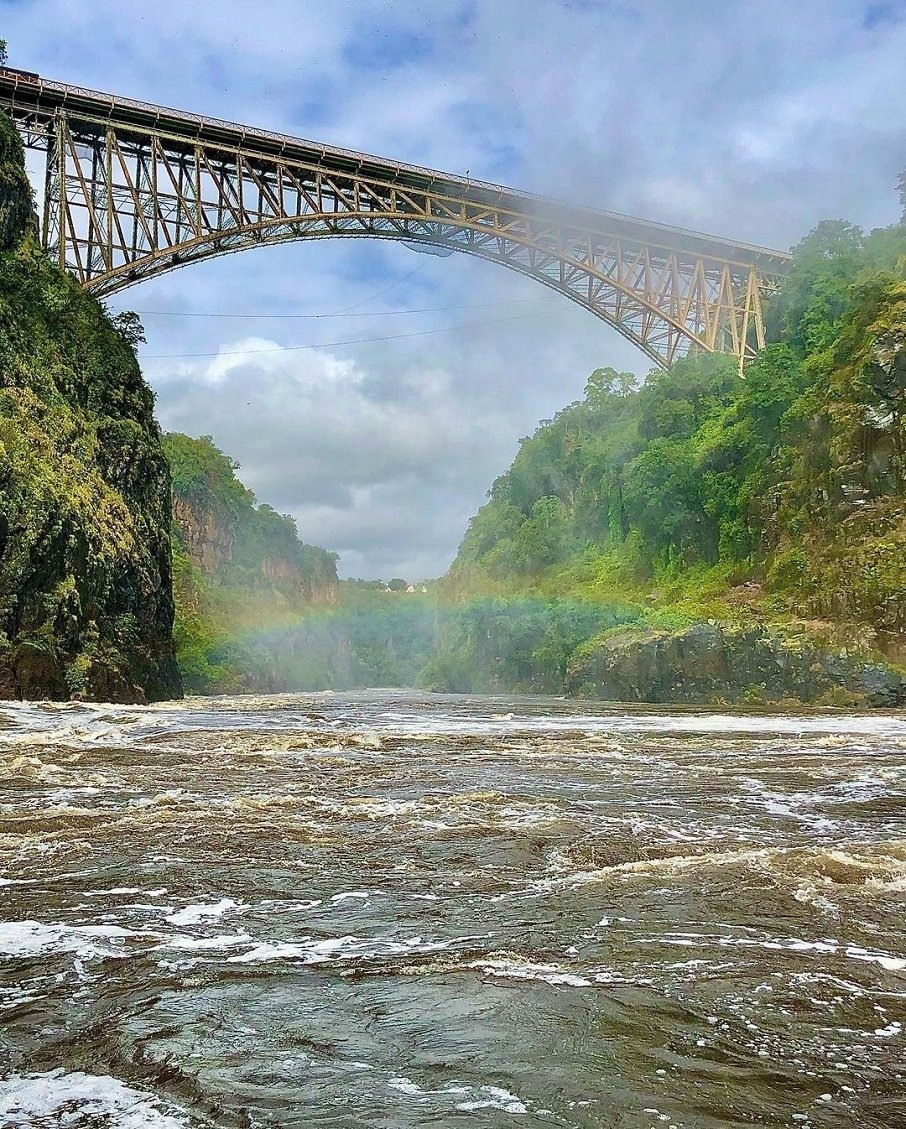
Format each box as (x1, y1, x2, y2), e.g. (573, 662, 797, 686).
(0, 691, 904, 1128)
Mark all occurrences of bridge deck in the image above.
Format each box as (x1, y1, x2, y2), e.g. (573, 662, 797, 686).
(0, 70, 792, 274)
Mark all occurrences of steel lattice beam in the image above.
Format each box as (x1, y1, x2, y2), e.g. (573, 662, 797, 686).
(0, 71, 792, 370)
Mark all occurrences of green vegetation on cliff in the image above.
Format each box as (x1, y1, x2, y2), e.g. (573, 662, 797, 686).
(443, 216, 906, 703)
(162, 431, 638, 695)
(0, 111, 180, 702)
(164, 433, 339, 692)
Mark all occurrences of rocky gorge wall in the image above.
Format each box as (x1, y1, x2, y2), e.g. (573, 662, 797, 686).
(162, 432, 339, 691)
(0, 111, 181, 703)
(441, 210, 906, 709)
(171, 492, 338, 607)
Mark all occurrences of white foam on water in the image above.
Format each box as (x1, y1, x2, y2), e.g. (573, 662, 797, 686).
(386, 1074, 528, 1114)
(258, 897, 323, 911)
(227, 933, 463, 966)
(467, 957, 593, 987)
(87, 886, 145, 896)
(844, 945, 906, 972)
(531, 846, 775, 893)
(0, 920, 148, 960)
(456, 1085, 529, 1114)
(387, 1075, 471, 1099)
(644, 930, 906, 971)
(161, 931, 251, 951)
(3, 691, 905, 756)
(128, 790, 187, 809)
(164, 898, 244, 926)
(0, 1069, 190, 1128)
(359, 710, 906, 739)
(752, 793, 839, 831)
(534, 843, 906, 911)
(451, 954, 654, 989)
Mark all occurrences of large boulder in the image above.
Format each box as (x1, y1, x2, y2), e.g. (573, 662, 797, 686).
(565, 623, 905, 707)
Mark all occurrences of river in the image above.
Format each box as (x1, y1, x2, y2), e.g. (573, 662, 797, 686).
(0, 691, 904, 1128)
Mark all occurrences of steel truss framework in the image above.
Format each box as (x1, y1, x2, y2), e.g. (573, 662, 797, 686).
(1, 73, 792, 368)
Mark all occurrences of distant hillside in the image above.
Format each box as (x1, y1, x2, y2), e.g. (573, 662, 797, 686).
(163, 433, 338, 692)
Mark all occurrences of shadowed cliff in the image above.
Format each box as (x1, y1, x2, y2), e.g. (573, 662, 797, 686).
(0, 110, 181, 702)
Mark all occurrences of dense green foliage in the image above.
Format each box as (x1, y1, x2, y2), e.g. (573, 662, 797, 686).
(419, 597, 639, 693)
(451, 217, 906, 667)
(163, 433, 339, 692)
(0, 110, 180, 701)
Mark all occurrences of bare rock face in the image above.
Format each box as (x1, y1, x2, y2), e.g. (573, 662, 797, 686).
(172, 497, 236, 574)
(565, 623, 906, 707)
(0, 110, 182, 703)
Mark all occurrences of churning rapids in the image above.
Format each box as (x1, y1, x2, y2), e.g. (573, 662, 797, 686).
(0, 692, 905, 1129)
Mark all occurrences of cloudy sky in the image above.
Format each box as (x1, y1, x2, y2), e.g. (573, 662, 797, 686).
(4, 0, 906, 578)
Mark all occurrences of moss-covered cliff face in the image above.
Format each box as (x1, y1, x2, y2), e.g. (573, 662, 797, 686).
(0, 112, 181, 702)
(163, 433, 339, 692)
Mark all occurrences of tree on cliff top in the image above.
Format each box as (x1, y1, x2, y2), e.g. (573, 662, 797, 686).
(0, 41, 8, 66)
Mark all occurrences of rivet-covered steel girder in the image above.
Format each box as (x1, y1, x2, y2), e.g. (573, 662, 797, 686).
(0, 70, 792, 369)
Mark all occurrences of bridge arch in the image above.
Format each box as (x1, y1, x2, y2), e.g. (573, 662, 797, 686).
(92, 218, 730, 371)
(1, 70, 792, 370)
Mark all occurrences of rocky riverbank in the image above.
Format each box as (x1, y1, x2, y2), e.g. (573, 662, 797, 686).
(565, 623, 906, 707)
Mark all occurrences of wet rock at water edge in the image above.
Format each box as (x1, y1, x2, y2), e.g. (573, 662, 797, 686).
(564, 622, 906, 707)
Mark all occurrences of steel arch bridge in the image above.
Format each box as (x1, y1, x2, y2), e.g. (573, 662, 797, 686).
(0, 70, 792, 370)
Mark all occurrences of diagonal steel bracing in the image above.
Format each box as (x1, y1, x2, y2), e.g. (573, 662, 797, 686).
(0, 70, 792, 369)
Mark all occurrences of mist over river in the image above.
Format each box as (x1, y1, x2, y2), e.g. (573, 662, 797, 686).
(0, 692, 905, 1128)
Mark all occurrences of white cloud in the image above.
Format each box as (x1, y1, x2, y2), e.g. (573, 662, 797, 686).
(155, 334, 530, 577)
